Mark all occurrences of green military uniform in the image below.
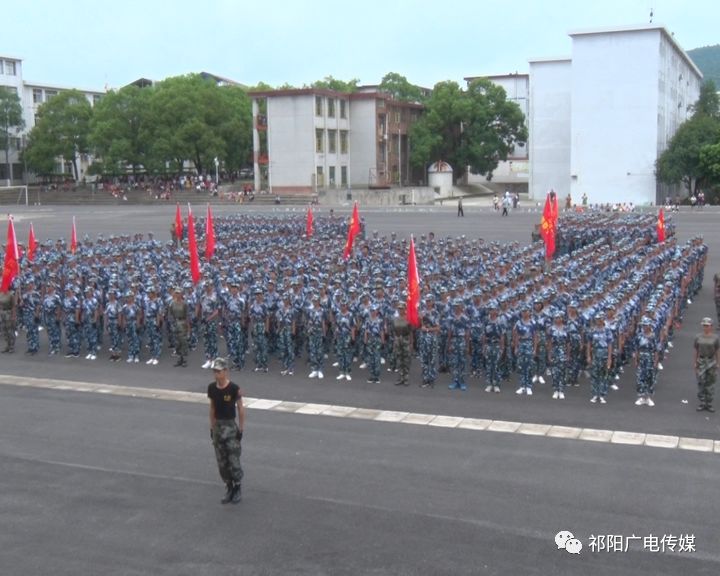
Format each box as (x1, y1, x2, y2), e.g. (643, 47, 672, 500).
(714, 273, 720, 326)
(168, 291, 190, 366)
(0, 290, 16, 353)
(694, 319, 719, 412)
(392, 307, 412, 386)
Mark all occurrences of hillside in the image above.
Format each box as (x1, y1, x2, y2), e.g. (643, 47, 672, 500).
(688, 44, 720, 87)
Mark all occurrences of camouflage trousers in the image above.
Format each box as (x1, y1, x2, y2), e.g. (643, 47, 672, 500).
(590, 351, 610, 398)
(697, 358, 716, 408)
(252, 326, 268, 369)
(46, 319, 62, 353)
(636, 352, 656, 396)
(308, 330, 324, 372)
(394, 335, 411, 383)
(212, 419, 243, 487)
(201, 320, 218, 360)
(550, 353, 568, 392)
(277, 328, 294, 372)
(419, 332, 438, 385)
(0, 311, 15, 351)
(334, 333, 353, 375)
(516, 346, 534, 390)
(23, 312, 40, 353)
(485, 341, 501, 386)
(226, 322, 244, 368)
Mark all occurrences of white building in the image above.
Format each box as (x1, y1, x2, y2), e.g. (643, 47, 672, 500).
(464, 73, 529, 190)
(1, 54, 104, 184)
(529, 24, 703, 205)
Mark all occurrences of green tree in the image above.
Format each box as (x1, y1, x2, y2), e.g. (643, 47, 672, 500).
(309, 76, 359, 93)
(0, 87, 25, 183)
(24, 90, 93, 180)
(89, 85, 152, 175)
(379, 72, 425, 103)
(656, 80, 720, 195)
(699, 142, 720, 187)
(217, 85, 253, 172)
(409, 79, 527, 182)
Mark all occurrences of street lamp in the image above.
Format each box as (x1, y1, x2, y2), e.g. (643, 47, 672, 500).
(213, 156, 219, 187)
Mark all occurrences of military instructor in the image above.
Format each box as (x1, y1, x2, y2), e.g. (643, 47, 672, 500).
(208, 357, 245, 503)
(695, 318, 720, 413)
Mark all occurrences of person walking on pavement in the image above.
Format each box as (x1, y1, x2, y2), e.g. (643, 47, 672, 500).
(208, 357, 245, 504)
(695, 317, 720, 412)
(457, 198, 464, 217)
(714, 272, 720, 327)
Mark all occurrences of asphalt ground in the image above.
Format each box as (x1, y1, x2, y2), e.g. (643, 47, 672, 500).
(1, 204, 720, 575)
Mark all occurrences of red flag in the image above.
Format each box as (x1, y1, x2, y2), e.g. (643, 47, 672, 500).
(306, 206, 314, 238)
(406, 236, 421, 328)
(205, 203, 215, 260)
(1, 216, 19, 291)
(70, 216, 77, 254)
(27, 223, 37, 262)
(342, 202, 361, 259)
(656, 208, 666, 243)
(540, 192, 557, 260)
(187, 204, 201, 284)
(175, 203, 183, 242)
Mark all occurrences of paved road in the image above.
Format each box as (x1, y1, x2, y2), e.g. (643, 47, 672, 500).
(1, 205, 719, 574)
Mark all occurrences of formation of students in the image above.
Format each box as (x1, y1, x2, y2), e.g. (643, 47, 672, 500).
(0, 211, 708, 406)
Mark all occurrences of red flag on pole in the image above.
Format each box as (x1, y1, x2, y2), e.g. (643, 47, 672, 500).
(306, 206, 314, 238)
(27, 223, 37, 262)
(205, 203, 215, 260)
(1, 216, 19, 291)
(656, 208, 666, 243)
(342, 202, 361, 259)
(406, 236, 421, 328)
(187, 204, 201, 284)
(70, 216, 78, 255)
(540, 192, 557, 260)
(175, 203, 183, 242)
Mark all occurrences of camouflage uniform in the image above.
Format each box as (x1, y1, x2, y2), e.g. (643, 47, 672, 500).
(513, 315, 535, 393)
(276, 301, 295, 374)
(391, 309, 412, 386)
(588, 317, 612, 401)
(249, 295, 269, 371)
(548, 319, 569, 394)
(0, 290, 16, 353)
(43, 288, 63, 354)
(694, 327, 719, 411)
(21, 287, 41, 354)
(419, 302, 439, 387)
(635, 326, 657, 399)
(63, 290, 81, 357)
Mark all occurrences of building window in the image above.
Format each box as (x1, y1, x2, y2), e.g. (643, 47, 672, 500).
(33, 88, 43, 104)
(329, 166, 336, 187)
(5, 61, 16, 75)
(0, 61, 3, 75)
(394, 111, 401, 123)
(328, 130, 337, 154)
(315, 96, 323, 116)
(340, 130, 348, 154)
(315, 129, 324, 153)
(316, 166, 324, 187)
(341, 166, 348, 186)
(45, 90, 58, 100)
(378, 99, 385, 109)
(340, 100, 347, 119)
(328, 99, 335, 118)
(93, 94, 102, 106)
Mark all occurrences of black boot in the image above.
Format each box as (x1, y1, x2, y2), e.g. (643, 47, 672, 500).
(221, 483, 234, 504)
(707, 405, 715, 413)
(174, 356, 184, 367)
(230, 483, 242, 504)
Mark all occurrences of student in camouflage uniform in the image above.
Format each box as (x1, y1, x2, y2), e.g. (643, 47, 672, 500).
(483, 302, 503, 393)
(168, 287, 190, 367)
(513, 305, 536, 395)
(198, 282, 220, 369)
(207, 357, 245, 505)
(532, 299, 548, 384)
(448, 299, 470, 391)
(714, 273, 720, 326)
(42, 283, 63, 355)
(587, 312, 613, 404)
(566, 301, 583, 387)
(364, 304, 384, 384)
(223, 281, 246, 370)
(143, 286, 163, 365)
(634, 317, 658, 406)
(694, 317, 720, 412)
(333, 298, 354, 381)
(0, 287, 17, 353)
(419, 295, 440, 388)
(62, 286, 81, 358)
(306, 295, 326, 379)
(276, 294, 295, 376)
(120, 291, 142, 363)
(392, 300, 412, 386)
(81, 286, 100, 360)
(547, 311, 569, 399)
(104, 289, 122, 361)
(248, 287, 269, 372)
(21, 279, 41, 355)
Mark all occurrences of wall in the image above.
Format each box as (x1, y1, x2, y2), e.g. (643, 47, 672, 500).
(267, 95, 315, 190)
(318, 186, 435, 206)
(348, 98, 377, 187)
(528, 59, 572, 201)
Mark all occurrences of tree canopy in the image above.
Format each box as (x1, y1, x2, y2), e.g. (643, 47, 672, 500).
(309, 76, 359, 93)
(1, 87, 24, 181)
(409, 78, 527, 181)
(378, 72, 426, 103)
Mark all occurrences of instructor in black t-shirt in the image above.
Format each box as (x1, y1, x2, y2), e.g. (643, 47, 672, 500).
(207, 357, 245, 504)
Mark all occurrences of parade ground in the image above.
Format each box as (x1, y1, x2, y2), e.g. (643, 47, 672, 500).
(1, 204, 719, 575)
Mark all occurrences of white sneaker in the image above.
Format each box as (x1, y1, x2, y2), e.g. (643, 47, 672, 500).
(635, 397, 646, 406)
(538, 376, 545, 384)
(380, 357, 386, 365)
(526, 388, 533, 396)
(668, 341, 673, 349)
(485, 385, 493, 392)
(152, 358, 159, 365)
(337, 373, 345, 380)
(127, 357, 133, 363)
(146, 358, 154, 365)
(345, 374, 352, 381)
(493, 386, 500, 393)
(359, 363, 367, 369)
(610, 384, 619, 391)
(309, 371, 318, 378)
(658, 363, 664, 371)
(89, 354, 96, 360)
(545, 368, 551, 376)
(516, 387, 525, 395)
(646, 397, 655, 407)
(584, 370, 590, 378)
(590, 396, 598, 403)
(599, 397, 607, 404)
(134, 356, 139, 363)
(558, 392, 565, 400)
(614, 374, 620, 381)
(532, 375, 538, 383)
(552, 391, 559, 399)
(317, 371, 324, 379)
(85, 353, 92, 359)
(332, 362, 339, 367)
(202, 359, 212, 369)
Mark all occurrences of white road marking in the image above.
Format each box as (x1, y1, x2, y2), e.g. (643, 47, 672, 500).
(1, 375, 717, 455)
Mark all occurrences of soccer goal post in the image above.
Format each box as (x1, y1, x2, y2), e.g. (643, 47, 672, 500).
(0, 185, 29, 206)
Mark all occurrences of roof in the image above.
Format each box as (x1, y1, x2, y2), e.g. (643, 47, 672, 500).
(464, 72, 529, 82)
(23, 80, 104, 95)
(248, 88, 351, 99)
(568, 24, 703, 79)
(528, 56, 572, 64)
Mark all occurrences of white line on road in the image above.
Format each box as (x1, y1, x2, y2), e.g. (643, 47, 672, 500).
(1, 375, 718, 455)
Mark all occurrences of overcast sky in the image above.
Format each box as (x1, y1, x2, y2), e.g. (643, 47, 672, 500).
(3, 0, 717, 91)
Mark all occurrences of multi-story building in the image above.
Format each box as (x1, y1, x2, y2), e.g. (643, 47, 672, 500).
(464, 73, 529, 191)
(1, 54, 104, 184)
(529, 24, 703, 205)
(250, 87, 423, 193)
